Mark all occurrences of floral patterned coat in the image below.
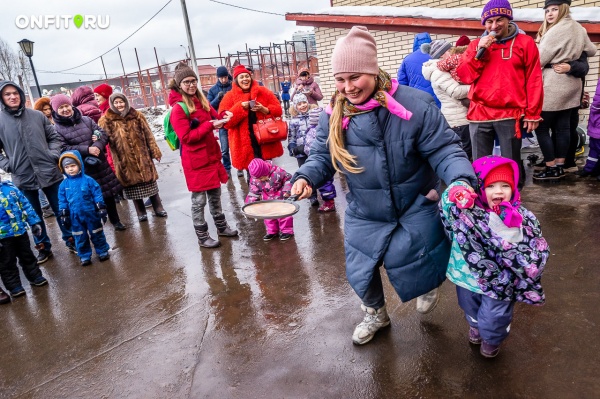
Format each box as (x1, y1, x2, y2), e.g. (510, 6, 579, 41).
(440, 158, 549, 305)
(245, 163, 292, 203)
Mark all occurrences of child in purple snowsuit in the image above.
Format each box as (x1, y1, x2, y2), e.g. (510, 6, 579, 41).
(582, 81, 600, 178)
(303, 107, 337, 212)
(440, 156, 549, 358)
(246, 158, 294, 241)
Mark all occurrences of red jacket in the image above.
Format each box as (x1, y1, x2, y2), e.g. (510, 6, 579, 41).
(457, 31, 543, 134)
(218, 81, 283, 170)
(169, 90, 227, 192)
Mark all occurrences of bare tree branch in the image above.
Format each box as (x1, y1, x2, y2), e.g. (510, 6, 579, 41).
(0, 37, 22, 82)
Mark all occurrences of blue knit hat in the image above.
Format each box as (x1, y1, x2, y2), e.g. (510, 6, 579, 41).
(216, 66, 229, 78)
(481, 0, 513, 25)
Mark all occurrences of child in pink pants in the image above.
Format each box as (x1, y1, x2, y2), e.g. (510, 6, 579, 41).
(246, 158, 294, 241)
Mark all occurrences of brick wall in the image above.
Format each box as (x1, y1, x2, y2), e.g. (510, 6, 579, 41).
(315, 1, 600, 123)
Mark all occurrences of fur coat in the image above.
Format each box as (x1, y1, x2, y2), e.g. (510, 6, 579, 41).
(538, 16, 597, 111)
(98, 108, 162, 187)
(218, 81, 283, 170)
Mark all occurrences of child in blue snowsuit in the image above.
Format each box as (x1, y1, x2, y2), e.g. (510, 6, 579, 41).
(58, 151, 110, 266)
(0, 181, 47, 302)
(440, 156, 549, 358)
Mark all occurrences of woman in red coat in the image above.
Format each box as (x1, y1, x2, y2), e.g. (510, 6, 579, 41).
(218, 65, 284, 176)
(168, 63, 238, 248)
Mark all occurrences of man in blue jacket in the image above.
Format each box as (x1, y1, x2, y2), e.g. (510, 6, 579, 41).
(207, 67, 236, 176)
(397, 32, 441, 108)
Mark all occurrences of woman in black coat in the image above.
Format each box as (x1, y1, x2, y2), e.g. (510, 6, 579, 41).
(51, 94, 126, 231)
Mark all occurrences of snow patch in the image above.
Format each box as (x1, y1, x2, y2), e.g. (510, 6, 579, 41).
(310, 6, 600, 23)
(139, 106, 167, 142)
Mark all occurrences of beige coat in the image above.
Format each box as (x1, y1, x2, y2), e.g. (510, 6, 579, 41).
(538, 16, 597, 111)
(98, 108, 162, 187)
(422, 60, 470, 128)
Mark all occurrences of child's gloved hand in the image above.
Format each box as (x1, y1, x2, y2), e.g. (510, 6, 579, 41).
(31, 224, 43, 237)
(96, 203, 108, 224)
(293, 145, 305, 156)
(448, 185, 477, 209)
(59, 209, 71, 230)
(190, 118, 200, 129)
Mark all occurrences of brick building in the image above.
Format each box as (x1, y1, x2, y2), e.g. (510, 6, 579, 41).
(287, 1, 600, 123)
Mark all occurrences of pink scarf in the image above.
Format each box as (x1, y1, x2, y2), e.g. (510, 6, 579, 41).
(326, 71, 412, 130)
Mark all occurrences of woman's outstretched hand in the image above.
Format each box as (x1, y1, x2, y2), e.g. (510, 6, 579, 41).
(291, 178, 313, 200)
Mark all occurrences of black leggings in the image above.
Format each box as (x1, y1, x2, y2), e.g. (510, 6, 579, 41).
(104, 196, 120, 225)
(536, 109, 571, 161)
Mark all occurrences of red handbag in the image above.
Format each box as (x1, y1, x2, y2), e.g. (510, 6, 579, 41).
(253, 117, 288, 145)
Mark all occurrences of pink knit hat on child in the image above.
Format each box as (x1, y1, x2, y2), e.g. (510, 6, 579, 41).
(248, 158, 270, 178)
(331, 26, 379, 76)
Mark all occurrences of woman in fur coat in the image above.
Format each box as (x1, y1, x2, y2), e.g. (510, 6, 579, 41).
(98, 93, 167, 221)
(218, 65, 284, 176)
(533, 0, 596, 181)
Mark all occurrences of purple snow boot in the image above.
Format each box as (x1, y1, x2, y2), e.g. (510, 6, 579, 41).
(480, 341, 500, 358)
(469, 327, 482, 345)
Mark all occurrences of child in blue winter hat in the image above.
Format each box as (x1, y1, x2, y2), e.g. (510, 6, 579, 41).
(58, 151, 110, 266)
(0, 180, 47, 303)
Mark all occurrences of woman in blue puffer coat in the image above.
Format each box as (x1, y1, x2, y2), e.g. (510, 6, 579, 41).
(291, 26, 477, 346)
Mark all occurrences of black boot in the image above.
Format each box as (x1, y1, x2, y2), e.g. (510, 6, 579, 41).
(194, 223, 220, 248)
(214, 214, 238, 237)
(533, 166, 562, 181)
(150, 194, 167, 217)
(133, 199, 148, 222)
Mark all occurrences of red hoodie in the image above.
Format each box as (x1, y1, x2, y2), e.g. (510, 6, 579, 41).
(457, 29, 543, 136)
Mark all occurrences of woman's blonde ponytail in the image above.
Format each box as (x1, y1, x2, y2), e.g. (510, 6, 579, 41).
(328, 94, 363, 174)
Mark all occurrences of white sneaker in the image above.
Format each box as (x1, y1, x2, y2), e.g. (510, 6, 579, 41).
(416, 287, 440, 314)
(352, 304, 391, 345)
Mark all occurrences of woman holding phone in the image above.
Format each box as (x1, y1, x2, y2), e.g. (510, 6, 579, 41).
(218, 65, 284, 179)
(167, 63, 238, 248)
(291, 67, 323, 106)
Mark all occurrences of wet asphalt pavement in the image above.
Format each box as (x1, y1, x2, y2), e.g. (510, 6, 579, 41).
(1, 141, 599, 399)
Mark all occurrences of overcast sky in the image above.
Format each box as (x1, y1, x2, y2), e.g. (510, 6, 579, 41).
(1, 0, 330, 85)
